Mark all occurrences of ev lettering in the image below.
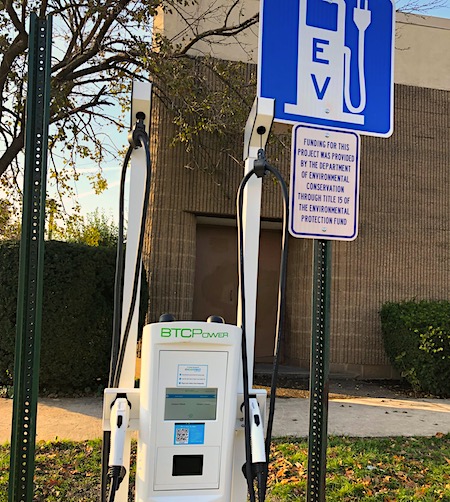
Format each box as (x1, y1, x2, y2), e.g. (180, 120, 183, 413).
(311, 75, 331, 100)
(312, 38, 329, 65)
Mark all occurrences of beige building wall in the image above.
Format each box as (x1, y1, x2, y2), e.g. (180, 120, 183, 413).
(146, 5, 450, 379)
(144, 80, 450, 379)
(395, 13, 450, 91)
(154, 0, 259, 62)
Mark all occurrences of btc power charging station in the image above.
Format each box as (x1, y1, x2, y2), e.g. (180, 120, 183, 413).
(101, 81, 287, 502)
(137, 320, 242, 500)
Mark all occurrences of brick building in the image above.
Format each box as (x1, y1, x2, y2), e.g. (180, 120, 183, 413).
(143, 7, 450, 379)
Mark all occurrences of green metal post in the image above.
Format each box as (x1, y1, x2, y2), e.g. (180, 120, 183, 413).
(307, 239, 332, 502)
(8, 13, 52, 502)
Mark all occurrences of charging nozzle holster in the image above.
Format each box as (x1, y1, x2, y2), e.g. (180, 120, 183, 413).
(253, 149, 269, 178)
(128, 112, 147, 149)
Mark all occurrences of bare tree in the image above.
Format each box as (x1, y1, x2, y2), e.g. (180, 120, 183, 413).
(0, 0, 445, 223)
(397, 0, 448, 13)
(0, 0, 258, 215)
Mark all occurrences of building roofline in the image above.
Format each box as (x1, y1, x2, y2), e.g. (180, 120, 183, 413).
(396, 11, 450, 30)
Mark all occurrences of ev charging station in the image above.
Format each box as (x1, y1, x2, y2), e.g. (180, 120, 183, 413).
(137, 320, 242, 500)
(8, 2, 396, 502)
(101, 1, 395, 500)
(102, 78, 287, 502)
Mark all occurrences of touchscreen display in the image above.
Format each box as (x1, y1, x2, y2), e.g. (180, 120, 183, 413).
(165, 388, 218, 420)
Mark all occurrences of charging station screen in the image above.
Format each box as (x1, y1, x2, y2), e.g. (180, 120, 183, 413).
(164, 388, 217, 420)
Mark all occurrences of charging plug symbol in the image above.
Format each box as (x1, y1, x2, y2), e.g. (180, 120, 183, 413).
(285, 0, 372, 125)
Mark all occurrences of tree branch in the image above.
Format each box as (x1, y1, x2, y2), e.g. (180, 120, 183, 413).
(0, 0, 28, 103)
(62, 53, 138, 81)
(224, 0, 241, 27)
(0, 129, 24, 178)
(0, 0, 261, 186)
(50, 85, 110, 123)
(176, 12, 259, 56)
(5, 0, 27, 34)
(53, 0, 132, 81)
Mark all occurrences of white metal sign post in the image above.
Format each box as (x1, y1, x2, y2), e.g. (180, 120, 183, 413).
(289, 124, 360, 241)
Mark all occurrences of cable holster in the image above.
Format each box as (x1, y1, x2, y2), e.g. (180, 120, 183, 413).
(128, 112, 147, 149)
(253, 148, 268, 178)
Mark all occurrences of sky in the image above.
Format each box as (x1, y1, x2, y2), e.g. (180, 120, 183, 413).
(60, 1, 450, 225)
(421, 6, 450, 17)
(56, 148, 126, 224)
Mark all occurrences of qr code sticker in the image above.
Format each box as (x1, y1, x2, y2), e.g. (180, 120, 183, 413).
(175, 427, 189, 444)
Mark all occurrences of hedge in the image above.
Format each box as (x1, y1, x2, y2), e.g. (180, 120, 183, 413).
(380, 300, 450, 397)
(0, 240, 117, 393)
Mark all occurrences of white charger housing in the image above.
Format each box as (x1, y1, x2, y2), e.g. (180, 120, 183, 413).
(136, 320, 242, 501)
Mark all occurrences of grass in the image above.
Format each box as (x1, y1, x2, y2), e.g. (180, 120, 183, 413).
(1, 435, 449, 501)
(268, 435, 450, 501)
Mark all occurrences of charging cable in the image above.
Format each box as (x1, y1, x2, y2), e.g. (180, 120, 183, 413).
(112, 112, 151, 388)
(101, 113, 152, 502)
(237, 148, 289, 501)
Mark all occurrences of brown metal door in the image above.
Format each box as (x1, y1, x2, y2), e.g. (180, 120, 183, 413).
(193, 224, 281, 362)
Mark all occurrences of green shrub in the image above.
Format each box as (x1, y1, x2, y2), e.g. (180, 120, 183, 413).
(0, 240, 116, 393)
(380, 300, 450, 397)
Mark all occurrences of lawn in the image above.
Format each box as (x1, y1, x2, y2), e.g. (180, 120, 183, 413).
(1, 435, 449, 501)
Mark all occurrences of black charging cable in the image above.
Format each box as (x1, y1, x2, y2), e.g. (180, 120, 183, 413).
(101, 113, 152, 502)
(113, 121, 151, 388)
(237, 148, 289, 501)
(107, 465, 126, 502)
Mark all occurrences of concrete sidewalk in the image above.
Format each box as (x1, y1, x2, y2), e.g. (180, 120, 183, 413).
(2, 394, 450, 443)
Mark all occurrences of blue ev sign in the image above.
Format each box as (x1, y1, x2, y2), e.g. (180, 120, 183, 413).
(258, 0, 395, 137)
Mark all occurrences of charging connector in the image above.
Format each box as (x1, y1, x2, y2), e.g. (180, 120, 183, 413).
(249, 397, 265, 465)
(249, 397, 266, 500)
(107, 395, 131, 502)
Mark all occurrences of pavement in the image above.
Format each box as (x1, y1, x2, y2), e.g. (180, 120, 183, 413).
(1, 382, 450, 443)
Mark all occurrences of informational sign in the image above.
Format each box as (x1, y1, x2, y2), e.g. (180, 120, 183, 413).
(289, 124, 360, 241)
(177, 364, 208, 387)
(258, 0, 395, 136)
